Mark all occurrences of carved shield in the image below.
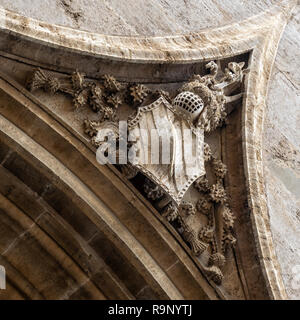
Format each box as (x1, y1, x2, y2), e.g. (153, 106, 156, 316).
(128, 97, 205, 205)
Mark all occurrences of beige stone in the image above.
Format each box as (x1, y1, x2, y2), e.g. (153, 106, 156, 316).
(0, 0, 298, 300)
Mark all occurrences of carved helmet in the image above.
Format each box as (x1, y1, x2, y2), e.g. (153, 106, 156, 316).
(173, 91, 204, 121)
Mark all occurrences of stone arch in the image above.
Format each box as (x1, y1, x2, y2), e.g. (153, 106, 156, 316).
(0, 0, 297, 299)
(0, 72, 218, 299)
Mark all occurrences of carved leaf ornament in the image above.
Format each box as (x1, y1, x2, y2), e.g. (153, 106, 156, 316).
(27, 60, 247, 284)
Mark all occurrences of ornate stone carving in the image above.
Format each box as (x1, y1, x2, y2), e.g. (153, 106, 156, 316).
(176, 201, 209, 256)
(27, 68, 146, 122)
(203, 142, 213, 162)
(178, 61, 247, 133)
(143, 178, 164, 201)
(196, 197, 213, 215)
(120, 165, 139, 180)
(210, 182, 227, 203)
(129, 84, 149, 103)
(212, 159, 227, 179)
(127, 97, 205, 205)
(27, 59, 245, 285)
(173, 91, 204, 121)
(194, 175, 210, 193)
(161, 202, 179, 222)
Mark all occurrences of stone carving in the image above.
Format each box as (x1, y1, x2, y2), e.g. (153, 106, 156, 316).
(120, 165, 139, 180)
(130, 84, 149, 103)
(192, 142, 236, 283)
(137, 61, 244, 284)
(178, 201, 209, 256)
(194, 175, 210, 193)
(27, 59, 245, 285)
(126, 97, 205, 205)
(173, 91, 204, 121)
(28, 68, 130, 122)
(162, 202, 179, 222)
(179, 61, 246, 133)
(143, 178, 164, 201)
(152, 144, 236, 284)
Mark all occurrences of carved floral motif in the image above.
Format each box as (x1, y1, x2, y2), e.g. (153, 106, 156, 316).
(143, 178, 164, 201)
(27, 59, 246, 285)
(28, 69, 131, 122)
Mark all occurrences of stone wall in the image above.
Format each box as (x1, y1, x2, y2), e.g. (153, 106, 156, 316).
(0, 0, 277, 35)
(264, 4, 300, 300)
(0, 0, 298, 299)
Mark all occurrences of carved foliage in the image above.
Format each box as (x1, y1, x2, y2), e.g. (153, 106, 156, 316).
(140, 110, 238, 284)
(27, 68, 153, 124)
(27, 59, 245, 285)
(178, 61, 246, 132)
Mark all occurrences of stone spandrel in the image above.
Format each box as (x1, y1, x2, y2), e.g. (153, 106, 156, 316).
(0, 0, 298, 299)
(26, 58, 246, 286)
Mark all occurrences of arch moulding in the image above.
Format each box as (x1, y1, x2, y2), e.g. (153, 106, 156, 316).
(0, 0, 297, 300)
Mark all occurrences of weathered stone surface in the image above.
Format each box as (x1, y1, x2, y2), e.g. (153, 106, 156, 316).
(0, 0, 298, 299)
(0, 0, 276, 35)
(264, 4, 300, 299)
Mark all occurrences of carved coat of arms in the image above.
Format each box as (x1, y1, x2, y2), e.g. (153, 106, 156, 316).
(27, 60, 247, 284)
(126, 96, 205, 205)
